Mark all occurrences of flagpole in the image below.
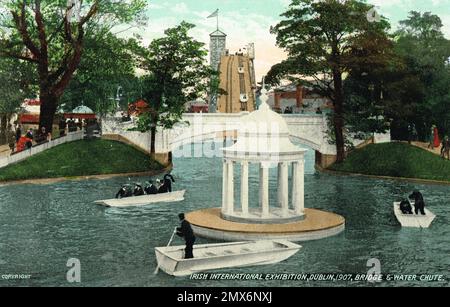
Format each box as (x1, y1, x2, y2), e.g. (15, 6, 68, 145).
(207, 9, 219, 30)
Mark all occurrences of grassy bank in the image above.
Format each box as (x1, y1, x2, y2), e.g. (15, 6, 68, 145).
(329, 142, 450, 182)
(0, 139, 164, 182)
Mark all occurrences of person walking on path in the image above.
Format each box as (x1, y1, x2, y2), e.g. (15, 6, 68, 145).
(442, 136, 450, 160)
(15, 124, 22, 142)
(428, 125, 435, 149)
(7, 124, 16, 154)
(433, 126, 440, 148)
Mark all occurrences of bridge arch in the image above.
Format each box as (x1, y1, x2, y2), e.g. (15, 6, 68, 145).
(101, 113, 353, 167)
(289, 135, 321, 152)
(169, 129, 238, 152)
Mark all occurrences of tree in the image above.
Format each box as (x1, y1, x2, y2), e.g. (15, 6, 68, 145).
(343, 62, 425, 141)
(393, 11, 450, 140)
(59, 29, 143, 115)
(134, 22, 214, 155)
(0, 57, 35, 143)
(0, 0, 147, 132)
(343, 72, 389, 139)
(267, 0, 393, 163)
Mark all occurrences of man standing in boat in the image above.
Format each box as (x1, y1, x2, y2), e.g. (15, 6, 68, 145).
(409, 190, 426, 216)
(176, 213, 196, 259)
(163, 174, 175, 192)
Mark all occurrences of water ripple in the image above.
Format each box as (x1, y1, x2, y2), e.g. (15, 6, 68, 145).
(0, 142, 448, 287)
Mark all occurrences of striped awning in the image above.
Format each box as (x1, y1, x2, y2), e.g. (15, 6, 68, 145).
(19, 114, 40, 124)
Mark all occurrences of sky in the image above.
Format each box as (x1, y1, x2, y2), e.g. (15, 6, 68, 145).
(133, 0, 450, 81)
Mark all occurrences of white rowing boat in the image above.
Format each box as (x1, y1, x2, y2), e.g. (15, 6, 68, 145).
(94, 190, 186, 207)
(155, 240, 302, 277)
(393, 202, 436, 228)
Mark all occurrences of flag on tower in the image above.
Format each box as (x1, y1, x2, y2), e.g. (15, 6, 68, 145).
(207, 9, 219, 18)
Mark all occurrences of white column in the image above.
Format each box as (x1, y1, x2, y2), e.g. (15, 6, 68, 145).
(291, 163, 297, 211)
(227, 161, 234, 215)
(298, 160, 305, 214)
(278, 162, 289, 217)
(259, 163, 269, 217)
(241, 161, 249, 216)
(292, 160, 305, 215)
(222, 160, 228, 213)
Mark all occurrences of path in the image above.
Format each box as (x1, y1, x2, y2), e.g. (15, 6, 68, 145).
(0, 145, 10, 158)
(411, 141, 443, 156)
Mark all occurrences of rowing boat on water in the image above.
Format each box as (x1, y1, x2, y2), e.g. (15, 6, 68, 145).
(393, 202, 436, 228)
(155, 240, 302, 277)
(94, 190, 186, 207)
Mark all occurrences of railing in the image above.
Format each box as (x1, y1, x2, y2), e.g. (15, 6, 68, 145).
(0, 130, 84, 169)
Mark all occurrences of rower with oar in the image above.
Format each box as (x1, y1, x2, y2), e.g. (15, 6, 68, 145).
(158, 174, 176, 194)
(154, 213, 196, 275)
(176, 213, 196, 259)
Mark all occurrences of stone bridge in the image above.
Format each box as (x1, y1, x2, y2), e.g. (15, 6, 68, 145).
(101, 113, 390, 167)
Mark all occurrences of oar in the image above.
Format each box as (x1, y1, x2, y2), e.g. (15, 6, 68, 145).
(154, 227, 178, 275)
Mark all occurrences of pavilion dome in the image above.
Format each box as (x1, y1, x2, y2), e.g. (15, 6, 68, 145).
(223, 87, 305, 161)
(242, 98, 290, 135)
(72, 105, 94, 114)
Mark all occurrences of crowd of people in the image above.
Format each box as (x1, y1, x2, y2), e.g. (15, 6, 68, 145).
(7, 124, 51, 154)
(426, 124, 450, 160)
(5, 118, 100, 154)
(115, 174, 176, 199)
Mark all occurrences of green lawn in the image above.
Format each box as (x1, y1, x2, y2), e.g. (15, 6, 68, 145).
(329, 142, 450, 182)
(0, 139, 164, 182)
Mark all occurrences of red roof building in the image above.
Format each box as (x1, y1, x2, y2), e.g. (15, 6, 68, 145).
(19, 114, 40, 124)
(128, 99, 150, 116)
(19, 99, 97, 124)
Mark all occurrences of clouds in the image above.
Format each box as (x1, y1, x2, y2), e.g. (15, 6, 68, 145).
(133, 0, 449, 80)
(279, 0, 291, 8)
(439, 14, 450, 37)
(171, 2, 189, 14)
(140, 4, 287, 80)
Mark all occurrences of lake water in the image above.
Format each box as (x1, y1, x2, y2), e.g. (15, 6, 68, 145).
(0, 142, 449, 287)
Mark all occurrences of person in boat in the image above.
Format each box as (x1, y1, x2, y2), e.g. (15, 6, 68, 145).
(409, 190, 426, 216)
(133, 183, 145, 196)
(162, 174, 175, 193)
(176, 213, 196, 259)
(157, 175, 174, 194)
(144, 181, 158, 195)
(116, 185, 132, 199)
(158, 181, 168, 194)
(399, 199, 413, 215)
(156, 179, 161, 188)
